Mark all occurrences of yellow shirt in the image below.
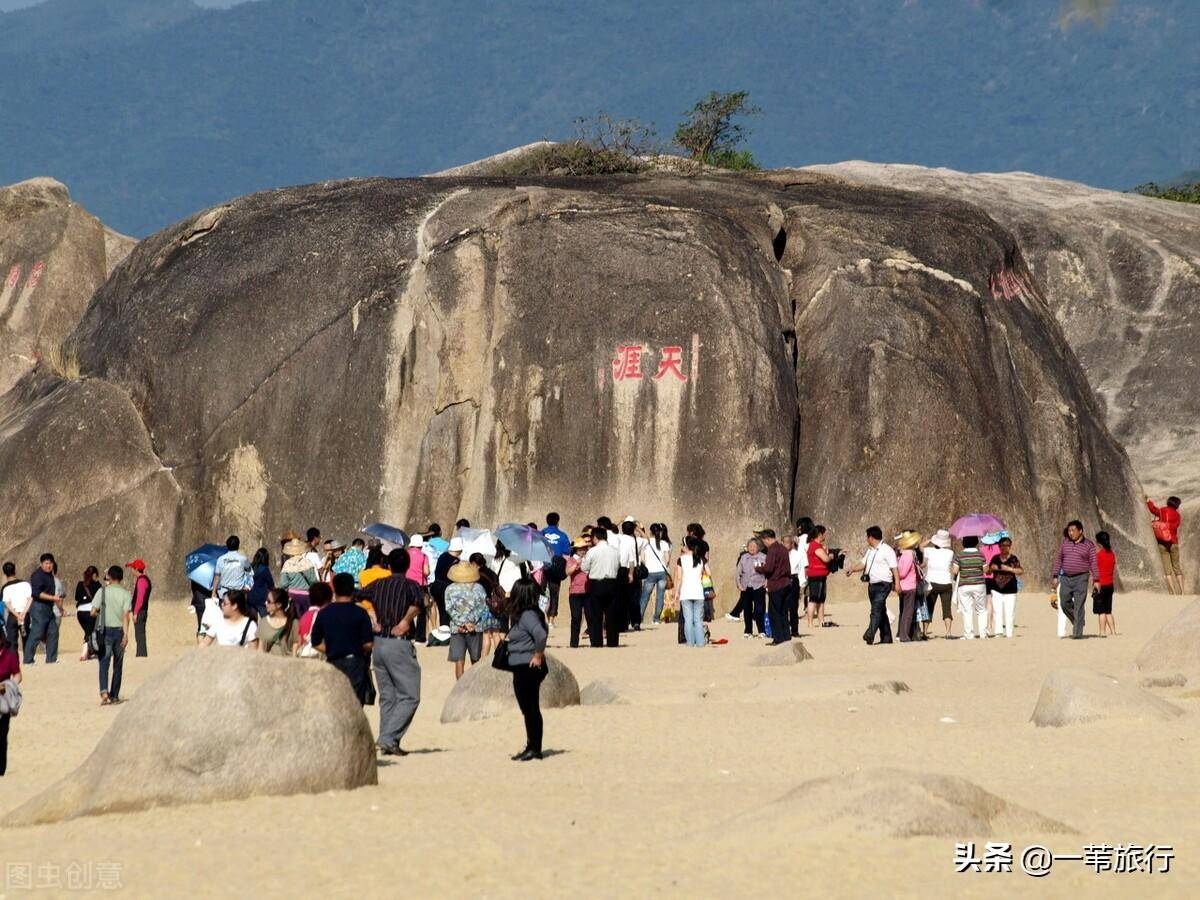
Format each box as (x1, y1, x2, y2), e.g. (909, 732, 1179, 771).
(359, 566, 390, 588)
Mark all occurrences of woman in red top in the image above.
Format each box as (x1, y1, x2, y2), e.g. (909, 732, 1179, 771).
(805, 525, 832, 630)
(0, 631, 22, 776)
(1094, 530, 1117, 637)
(1148, 496, 1184, 595)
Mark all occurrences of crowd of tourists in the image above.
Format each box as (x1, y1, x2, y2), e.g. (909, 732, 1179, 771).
(0, 496, 1186, 774)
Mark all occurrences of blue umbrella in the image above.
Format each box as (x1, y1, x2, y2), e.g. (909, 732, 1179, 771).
(494, 523, 553, 563)
(362, 522, 409, 546)
(185, 543, 226, 591)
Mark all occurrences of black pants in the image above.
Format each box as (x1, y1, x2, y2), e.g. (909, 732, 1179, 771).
(729, 591, 745, 619)
(625, 574, 643, 629)
(788, 576, 802, 636)
(864, 582, 893, 644)
(134, 608, 149, 657)
(587, 578, 618, 647)
(330, 654, 372, 705)
(4, 615, 23, 656)
(78, 610, 96, 649)
(569, 593, 587, 648)
(767, 587, 791, 643)
(546, 579, 562, 619)
(740, 587, 765, 634)
(512, 663, 547, 753)
(190, 581, 209, 634)
(615, 568, 632, 632)
(0, 712, 9, 776)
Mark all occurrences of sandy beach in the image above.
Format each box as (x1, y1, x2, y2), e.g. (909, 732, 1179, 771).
(2, 589, 1196, 898)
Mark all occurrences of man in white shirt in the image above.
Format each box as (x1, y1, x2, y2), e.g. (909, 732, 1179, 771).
(581, 529, 621, 648)
(844, 526, 900, 645)
(785, 532, 808, 637)
(211, 535, 253, 599)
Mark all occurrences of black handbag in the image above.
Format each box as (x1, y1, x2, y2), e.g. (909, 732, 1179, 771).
(88, 589, 106, 657)
(491, 638, 512, 671)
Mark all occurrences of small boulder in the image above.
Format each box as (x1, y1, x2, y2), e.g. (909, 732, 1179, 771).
(440, 653, 579, 723)
(752, 641, 813, 667)
(1134, 599, 1200, 685)
(1141, 675, 1186, 689)
(865, 680, 912, 695)
(580, 679, 625, 705)
(1031, 668, 1183, 728)
(4, 650, 376, 827)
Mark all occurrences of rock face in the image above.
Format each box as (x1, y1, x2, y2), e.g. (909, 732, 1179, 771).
(0, 168, 1161, 590)
(3, 650, 377, 826)
(808, 162, 1200, 585)
(441, 653, 580, 723)
(1134, 599, 1200, 686)
(747, 768, 1072, 837)
(1030, 668, 1183, 728)
(0, 178, 135, 394)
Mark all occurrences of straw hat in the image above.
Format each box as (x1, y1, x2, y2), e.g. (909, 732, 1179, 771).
(448, 561, 480, 583)
(282, 538, 309, 557)
(895, 530, 923, 551)
(279, 529, 300, 543)
(572, 536, 590, 550)
(930, 529, 951, 549)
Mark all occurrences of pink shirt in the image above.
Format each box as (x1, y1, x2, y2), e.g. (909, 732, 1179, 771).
(897, 549, 919, 591)
(566, 554, 589, 595)
(406, 554, 428, 586)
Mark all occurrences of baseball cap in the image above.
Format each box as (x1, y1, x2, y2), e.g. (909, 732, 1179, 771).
(126, 559, 147, 572)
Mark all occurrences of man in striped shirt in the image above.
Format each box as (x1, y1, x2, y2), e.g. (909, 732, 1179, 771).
(952, 536, 988, 639)
(1050, 520, 1099, 639)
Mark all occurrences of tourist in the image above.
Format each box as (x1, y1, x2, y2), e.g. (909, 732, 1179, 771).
(278, 530, 300, 566)
(93, 565, 133, 704)
(684, 522, 713, 634)
(805, 526, 832, 630)
(987, 536, 1022, 638)
(259, 588, 298, 655)
(755, 529, 793, 646)
(581, 528, 621, 647)
(212, 535, 253, 600)
(311, 573, 375, 704)
(473, 552, 508, 654)
(444, 560, 487, 680)
(333, 538, 367, 586)
(980, 531, 1003, 633)
(640, 523, 672, 625)
(425, 524, 450, 557)
(280, 537, 318, 615)
(296, 582, 332, 656)
(248, 548, 274, 617)
(1051, 520, 1099, 639)
(127, 559, 152, 658)
(429, 536, 462, 628)
(1094, 531, 1117, 637)
(24, 553, 63, 665)
(788, 526, 809, 637)
(74, 565, 101, 661)
(359, 548, 424, 756)
(0, 630, 21, 775)
(303, 528, 323, 571)
(845, 527, 899, 646)
(199, 590, 259, 650)
(1148, 496, 1184, 595)
(541, 513, 571, 629)
(922, 530, 955, 637)
(615, 519, 643, 631)
(674, 536, 708, 647)
(952, 536, 988, 640)
(894, 531, 922, 642)
(735, 538, 767, 638)
(359, 546, 391, 589)
(189, 578, 210, 636)
(1, 563, 29, 656)
(406, 535, 431, 586)
(565, 537, 591, 648)
(505, 578, 549, 760)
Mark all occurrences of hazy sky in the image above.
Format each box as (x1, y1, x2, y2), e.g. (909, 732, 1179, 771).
(0, 0, 245, 9)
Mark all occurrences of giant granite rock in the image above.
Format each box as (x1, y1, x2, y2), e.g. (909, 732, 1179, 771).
(0, 168, 1162, 589)
(0, 178, 135, 394)
(1134, 599, 1200, 686)
(1030, 668, 1183, 728)
(808, 162, 1200, 584)
(441, 653, 580, 723)
(3, 650, 377, 826)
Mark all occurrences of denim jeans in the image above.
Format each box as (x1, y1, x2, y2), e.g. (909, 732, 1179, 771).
(680, 598, 706, 646)
(639, 571, 668, 622)
(23, 601, 59, 663)
(98, 626, 125, 698)
(863, 582, 893, 644)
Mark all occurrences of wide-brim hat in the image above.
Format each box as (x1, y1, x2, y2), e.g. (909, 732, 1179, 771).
(895, 530, 923, 551)
(327, 540, 346, 551)
(981, 530, 1009, 545)
(930, 529, 951, 549)
(448, 561, 480, 583)
(282, 538, 309, 557)
(572, 536, 590, 549)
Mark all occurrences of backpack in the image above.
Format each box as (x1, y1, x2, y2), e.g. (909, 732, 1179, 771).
(545, 554, 567, 583)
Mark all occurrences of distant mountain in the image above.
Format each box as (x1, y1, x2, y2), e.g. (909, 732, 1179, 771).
(1, 0, 1196, 236)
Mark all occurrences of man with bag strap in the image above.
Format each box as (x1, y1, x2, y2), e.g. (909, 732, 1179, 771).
(94, 566, 132, 705)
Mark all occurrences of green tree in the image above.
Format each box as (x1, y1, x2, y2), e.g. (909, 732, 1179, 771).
(672, 91, 761, 169)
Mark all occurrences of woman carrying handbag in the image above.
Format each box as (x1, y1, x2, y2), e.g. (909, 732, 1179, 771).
(498, 579, 548, 761)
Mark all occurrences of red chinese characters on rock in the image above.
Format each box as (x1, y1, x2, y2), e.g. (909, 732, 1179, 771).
(27, 261, 45, 288)
(988, 268, 1034, 301)
(611, 344, 691, 383)
(5, 265, 21, 289)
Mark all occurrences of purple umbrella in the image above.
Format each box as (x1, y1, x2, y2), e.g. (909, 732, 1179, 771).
(949, 513, 1008, 538)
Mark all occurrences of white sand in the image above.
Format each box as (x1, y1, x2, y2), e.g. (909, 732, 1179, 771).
(1, 590, 1196, 897)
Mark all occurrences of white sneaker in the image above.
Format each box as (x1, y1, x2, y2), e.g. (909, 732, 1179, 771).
(742, 633, 751, 639)
(724, 613, 738, 621)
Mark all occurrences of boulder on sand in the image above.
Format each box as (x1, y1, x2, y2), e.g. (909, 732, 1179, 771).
(738, 768, 1072, 837)
(752, 641, 813, 666)
(580, 679, 625, 705)
(3, 650, 377, 827)
(441, 653, 580, 723)
(1134, 599, 1200, 686)
(1030, 668, 1183, 728)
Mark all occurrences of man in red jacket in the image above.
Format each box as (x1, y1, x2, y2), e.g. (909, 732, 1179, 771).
(1148, 496, 1184, 595)
(754, 529, 792, 646)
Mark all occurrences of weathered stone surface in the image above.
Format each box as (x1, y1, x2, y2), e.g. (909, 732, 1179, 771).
(747, 768, 1072, 837)
(3, 650, 376, 826)
(441, 653, 580, 723)
(580, 679, 626, 705)
(752, 640, 813, 666)
(1030, 668, 1183, 728)
(0, 178, 135, 394)
(0, 168, 1162, 590)
(1134, 599, 1200, 686)
(808, 162, 1200, 585)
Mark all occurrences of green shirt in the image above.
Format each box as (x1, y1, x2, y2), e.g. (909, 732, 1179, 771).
(954, 549, 987, 586)
(94, 585, 133, 629)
